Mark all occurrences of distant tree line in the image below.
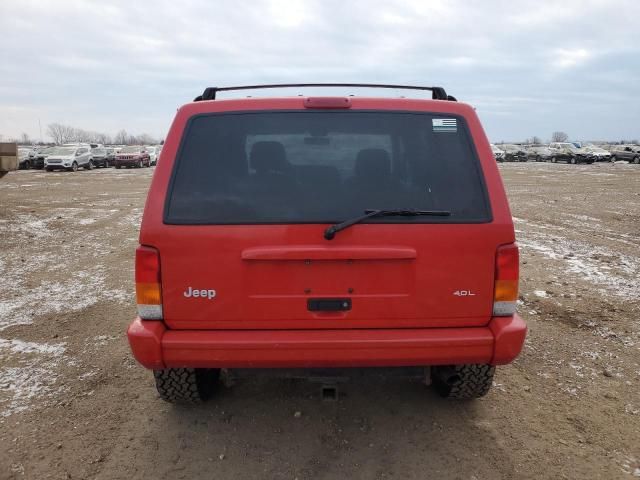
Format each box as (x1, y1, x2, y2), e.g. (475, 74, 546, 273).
(516, 132, 568, 144)
(1, 128, 162, 146)
(43, 124, 161, 145)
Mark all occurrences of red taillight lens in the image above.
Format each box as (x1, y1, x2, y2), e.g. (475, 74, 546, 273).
(135, 246, 163, 320)
(493, 243, 519, 316)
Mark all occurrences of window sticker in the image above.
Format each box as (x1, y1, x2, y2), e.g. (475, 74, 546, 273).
(432, 118, 457, 133)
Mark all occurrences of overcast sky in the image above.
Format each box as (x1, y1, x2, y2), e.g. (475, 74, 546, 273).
(2, 0, 639, 143)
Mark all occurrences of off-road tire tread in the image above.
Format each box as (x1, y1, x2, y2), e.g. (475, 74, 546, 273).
(153, 368, 218, 404)
(435, 364, 495, 399)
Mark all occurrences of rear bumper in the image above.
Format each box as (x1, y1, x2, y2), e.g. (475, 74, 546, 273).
(127, 315, 527, 370)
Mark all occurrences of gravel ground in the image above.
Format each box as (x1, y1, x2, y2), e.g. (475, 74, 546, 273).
(0, 162, 639, 479)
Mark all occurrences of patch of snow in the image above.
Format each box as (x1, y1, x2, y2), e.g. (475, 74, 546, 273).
(92, 334, 118, 347)
(0, 266, 131, 331)
(0, 338, 65, 355)
(518, 227, 640, 301)
(625, 404, 639, 416)
(0, 339, 66, 417)
(78, 371, 98, 381)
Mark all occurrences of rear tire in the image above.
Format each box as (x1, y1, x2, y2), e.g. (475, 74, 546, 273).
(633, 156, 639, 164)
(432, 364, 495, 399)
(153, 368, 220, 403)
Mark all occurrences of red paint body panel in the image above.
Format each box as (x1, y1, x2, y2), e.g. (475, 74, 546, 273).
(128, 95, 526, 370)
(127, 318, 166, 369)
(241, 245, 417, 261)
(490, 314, 528, 365)
(126, 314, 526, 368)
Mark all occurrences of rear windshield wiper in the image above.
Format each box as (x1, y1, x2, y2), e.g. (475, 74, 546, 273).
(324, 209, 451, 240)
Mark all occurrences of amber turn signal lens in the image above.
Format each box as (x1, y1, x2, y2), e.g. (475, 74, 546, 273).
(136, 282, 162, 305)
(494, 279, 518, 302)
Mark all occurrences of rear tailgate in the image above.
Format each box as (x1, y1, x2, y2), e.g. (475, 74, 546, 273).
(155, 223, 508, 329)
(143, 98, 515, 331)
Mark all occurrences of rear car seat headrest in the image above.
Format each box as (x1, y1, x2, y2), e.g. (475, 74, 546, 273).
(250, 141, 290, 174)
(354, 148, 391, 178)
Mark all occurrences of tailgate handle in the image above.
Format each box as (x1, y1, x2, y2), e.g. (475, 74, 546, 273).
(307, 298, 352, 312)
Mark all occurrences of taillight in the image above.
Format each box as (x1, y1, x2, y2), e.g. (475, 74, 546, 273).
(493, 243, 519, 316)
(135, 246, 163, 320)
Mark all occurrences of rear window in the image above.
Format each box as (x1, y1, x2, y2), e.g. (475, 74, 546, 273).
(165, 111, 491, 224)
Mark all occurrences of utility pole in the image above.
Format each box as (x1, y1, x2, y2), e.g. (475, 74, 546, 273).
(38, 119, 43, 144)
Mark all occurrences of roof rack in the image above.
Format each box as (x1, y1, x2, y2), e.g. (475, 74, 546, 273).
(193, 83, 456, 102)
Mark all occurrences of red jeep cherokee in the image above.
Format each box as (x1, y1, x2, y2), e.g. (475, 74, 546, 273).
(127, 84, 526, 402)
(113, 145, 151, 169)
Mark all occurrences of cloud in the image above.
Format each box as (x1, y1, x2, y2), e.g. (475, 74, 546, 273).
(552, 48, 592, 69)
(0, 0, 639, 142)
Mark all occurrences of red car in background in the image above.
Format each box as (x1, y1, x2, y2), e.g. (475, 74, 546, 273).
(113, 146, 151, 169)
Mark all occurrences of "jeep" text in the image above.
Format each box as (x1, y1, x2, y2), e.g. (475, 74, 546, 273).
(183, 287, 216, 299)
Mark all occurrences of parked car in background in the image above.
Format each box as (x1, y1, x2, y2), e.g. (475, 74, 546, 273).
(525, 145, 553, 162)
(106, 147, 116, 164)
(45, 145, 93, 171)
(610, 145, 640, 164)
(113, 146, 151, 169)
(28, 146, 45, 159)
(583, 145, 612, 162)
(490, 144, 505, 162)
(548, 142, 594, 164)
(145, 146, 159, 166)
(31, 147, 54, 169)
(501, 144, 527, 162)
(91, 146, 110, 168)
(18, 148, 32, 169)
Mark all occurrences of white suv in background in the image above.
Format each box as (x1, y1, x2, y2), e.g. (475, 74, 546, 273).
(45, 144, 94, 172)
(145, 146, 159, 166)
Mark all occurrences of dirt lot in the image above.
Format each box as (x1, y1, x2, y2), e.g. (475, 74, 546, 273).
(0, 163, 639, 479)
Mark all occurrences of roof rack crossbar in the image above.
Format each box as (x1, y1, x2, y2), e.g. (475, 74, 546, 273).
(195, 83, 454, 102)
